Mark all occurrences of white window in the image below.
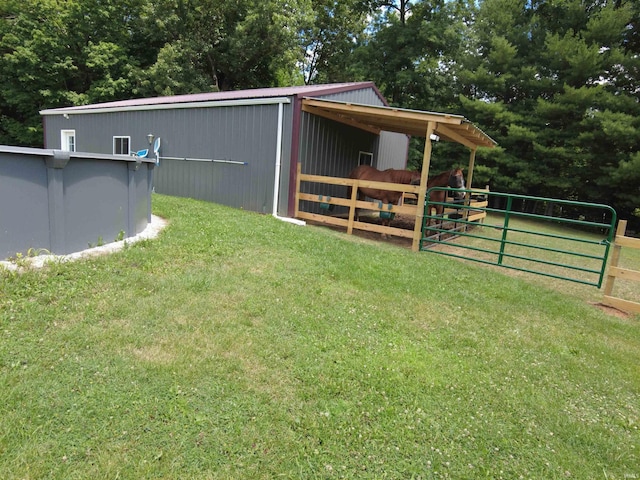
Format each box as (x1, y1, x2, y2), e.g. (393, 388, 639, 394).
(113, 136, 131, 155)
(358, 151, 373, 166)
(61, 130, 76, 152)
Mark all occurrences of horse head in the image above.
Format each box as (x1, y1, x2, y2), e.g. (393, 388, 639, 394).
(448, 168, 466, 199)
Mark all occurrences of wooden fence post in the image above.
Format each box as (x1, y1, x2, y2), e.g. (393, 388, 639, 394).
(347, 180, 358, 235)
(602, 220, 640, 314)
(602, 220, 626, 298)
(294, 162, 302, 218)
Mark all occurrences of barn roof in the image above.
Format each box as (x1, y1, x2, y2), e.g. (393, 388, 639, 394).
(301, 98, 497, 149)
(40, 81, 495, 149)
(40, 82, 385, 115)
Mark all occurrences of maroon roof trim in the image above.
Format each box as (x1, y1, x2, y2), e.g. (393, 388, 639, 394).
(44, 82, 383, 112)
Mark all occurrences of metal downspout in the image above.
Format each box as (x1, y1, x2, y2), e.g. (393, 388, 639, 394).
(272, 101, 305, 226)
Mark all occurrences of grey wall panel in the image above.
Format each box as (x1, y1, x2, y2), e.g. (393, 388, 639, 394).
(316, 88, 386, 107)
(296, 86, 409, 215)
(134, 166, 151, 232)
(304, 87, 408, 171)
(63, 159, 129, 252)
(377, 131, 410, 170)
(0, 154, 50, 258)
(45, 112, 150, 154)
(304, 113, 377, 177)
(159, 103, 278, 213)
(276, 102, 294, 216)
(0, 147, 153, 259)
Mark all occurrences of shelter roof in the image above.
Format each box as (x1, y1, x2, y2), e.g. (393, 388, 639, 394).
(40, 82, 385, 114)
(301, 98, 497, 150)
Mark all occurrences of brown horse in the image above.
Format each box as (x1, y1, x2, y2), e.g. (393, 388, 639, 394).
(348, 165, 421, 229)
(425, 168, 466, 226)
(348, 165, 421, 206)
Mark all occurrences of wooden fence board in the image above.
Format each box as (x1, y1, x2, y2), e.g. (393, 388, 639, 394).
(603, 296, 640, 315)
(602, 220, 640, 314)
(298, 192, 353, 208)
(297, 211, 349, 228)
(299, 172, 421, 194)
(608, 266, 640, 283)
(298, 192, 419, 216)
(351, 221, 415, 239)
(615, 235, 640, 248)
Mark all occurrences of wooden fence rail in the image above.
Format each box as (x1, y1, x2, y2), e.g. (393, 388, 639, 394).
(294, 163, 422, 241)
(602, 220, 640, 314)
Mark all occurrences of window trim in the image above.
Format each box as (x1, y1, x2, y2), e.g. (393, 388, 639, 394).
(113, 136, 131, 156)
(358, 151, 373, 166)
(61, 129, 76, 152)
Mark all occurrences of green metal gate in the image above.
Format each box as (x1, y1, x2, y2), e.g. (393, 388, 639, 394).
(421, 188, 617, 287)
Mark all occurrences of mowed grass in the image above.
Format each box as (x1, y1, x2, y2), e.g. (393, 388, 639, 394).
(0, 194, 638, 480)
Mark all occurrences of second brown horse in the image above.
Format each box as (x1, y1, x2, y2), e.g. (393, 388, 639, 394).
(347, 165, 466, 234)
(347, 165, 421, 237)
(425, 168, 466, 226)
(347, 165, 421, 206)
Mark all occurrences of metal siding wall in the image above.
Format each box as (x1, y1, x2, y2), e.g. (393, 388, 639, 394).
(376, 131, 410, 170)
(45, 111, 158, 154)
(315, 87, 408, 170)
(318, 88, 385, 107)
(63, 158, 129, 252)
(41, 85, 405, 217)
(275, 102, 294, 216)
(45, 103, 283, 214)
(295, 86, 410, 214)
(0, 153, 50, 258)
(300, 87, 408, 173)
(167, 103, 277, 214)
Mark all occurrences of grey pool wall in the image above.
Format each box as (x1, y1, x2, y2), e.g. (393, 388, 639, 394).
(0, 146, 155, 260)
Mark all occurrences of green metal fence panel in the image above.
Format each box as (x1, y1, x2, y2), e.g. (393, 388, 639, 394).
(421, 188, 617, 287)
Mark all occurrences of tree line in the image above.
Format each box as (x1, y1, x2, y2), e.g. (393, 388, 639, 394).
(1, 0, 638, 228)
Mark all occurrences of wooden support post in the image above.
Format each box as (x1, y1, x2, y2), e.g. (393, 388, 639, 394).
(603, 220, 626, 297)
(462, 148, 477, 228)
(294, 162, 302, 218)
(412, 121, 436, 252)
(466, 148, 476, 191)
(347, 179, 359, 235)
(602, 219, 640, 314)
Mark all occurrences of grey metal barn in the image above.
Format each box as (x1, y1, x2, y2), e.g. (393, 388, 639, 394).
(40, 82, 409, 220)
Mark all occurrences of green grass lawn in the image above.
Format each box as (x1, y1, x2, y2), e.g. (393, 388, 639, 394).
(1, 194, 638, 479)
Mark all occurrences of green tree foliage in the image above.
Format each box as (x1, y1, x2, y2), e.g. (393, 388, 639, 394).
(0, 0, 312, 145)
(302, 0, 375, 84)
(133, 0, 312, 96)
(0, 0, 149, 145)
(349, 0, 474, 171)
(354, 0, 466, 110)
(455, 0, 639, 227)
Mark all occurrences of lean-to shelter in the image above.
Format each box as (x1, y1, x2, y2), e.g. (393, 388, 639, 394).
(300, 97, 497, 250)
